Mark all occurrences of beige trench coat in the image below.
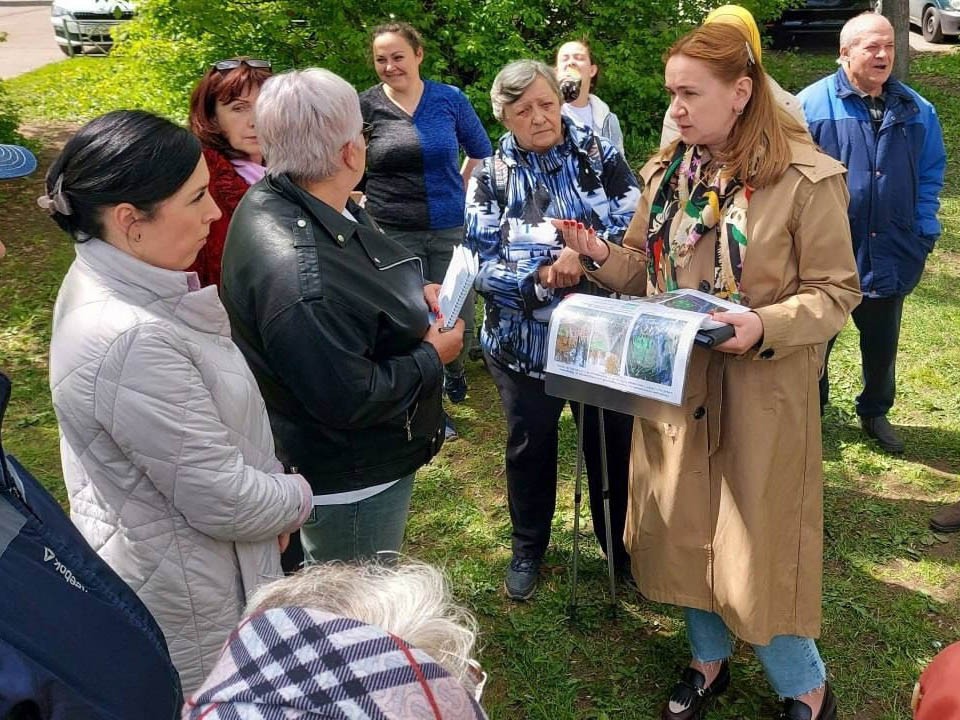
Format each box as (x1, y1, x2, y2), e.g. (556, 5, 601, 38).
(588, 140, 861, 644)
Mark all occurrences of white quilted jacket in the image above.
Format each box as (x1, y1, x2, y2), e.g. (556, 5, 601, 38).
(49, 239, 312, 695)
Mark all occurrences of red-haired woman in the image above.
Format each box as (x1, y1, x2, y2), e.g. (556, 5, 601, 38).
(187, 57, 272, 288)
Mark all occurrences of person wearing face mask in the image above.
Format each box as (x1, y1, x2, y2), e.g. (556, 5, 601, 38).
(799, 12, 946, 457)
(43, 111, 313, 695)
(554, 38, 625, 156)
(359, 22, 492, 424)
(560, 23, 860, 719)
(187, 57, 272, 289)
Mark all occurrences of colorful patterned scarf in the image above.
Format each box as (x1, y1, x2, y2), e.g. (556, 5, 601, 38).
(646, 143, 752, 303)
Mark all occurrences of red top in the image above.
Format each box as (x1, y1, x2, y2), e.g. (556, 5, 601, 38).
(188, 147, 252, 289)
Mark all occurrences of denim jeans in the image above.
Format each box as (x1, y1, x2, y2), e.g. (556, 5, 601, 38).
(684, 607, 826, 698)
(386, 225, 475, 378)
(300, 473, 415, 563)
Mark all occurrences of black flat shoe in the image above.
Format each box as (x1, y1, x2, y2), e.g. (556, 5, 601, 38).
(779, 682, 837, 720)
(660, 660, 730, 720)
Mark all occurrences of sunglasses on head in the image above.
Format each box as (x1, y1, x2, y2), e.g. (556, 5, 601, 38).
(213, 58, 272, 72)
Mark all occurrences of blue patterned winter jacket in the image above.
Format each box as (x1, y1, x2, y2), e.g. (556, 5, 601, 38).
(465, 117, 640, 377)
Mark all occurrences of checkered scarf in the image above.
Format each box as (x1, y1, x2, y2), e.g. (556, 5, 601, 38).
(183, 607, 487, 720)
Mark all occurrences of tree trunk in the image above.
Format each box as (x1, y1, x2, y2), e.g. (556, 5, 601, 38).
(878, 0, 910, 82)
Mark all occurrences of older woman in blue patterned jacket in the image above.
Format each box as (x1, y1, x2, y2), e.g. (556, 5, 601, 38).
(465, 59, 640, 601)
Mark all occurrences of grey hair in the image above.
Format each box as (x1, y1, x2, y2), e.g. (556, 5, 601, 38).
(246, 561, 479, 687)
(490, 59, 562, 122)
(837, 11, 893, 62)
(255, 68, 362, 183)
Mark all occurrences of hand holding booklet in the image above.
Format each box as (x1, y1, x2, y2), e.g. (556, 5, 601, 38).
(432, 244, 478, 330)
(545, 289, 748, 406)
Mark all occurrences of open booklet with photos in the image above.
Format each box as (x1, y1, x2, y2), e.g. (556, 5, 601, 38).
(545, 289, 747, 406)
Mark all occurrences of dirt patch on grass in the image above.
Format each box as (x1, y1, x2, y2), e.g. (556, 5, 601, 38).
(1, 121, 79, 239)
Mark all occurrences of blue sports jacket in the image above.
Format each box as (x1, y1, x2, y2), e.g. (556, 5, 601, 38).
(798, 69, 945, 297)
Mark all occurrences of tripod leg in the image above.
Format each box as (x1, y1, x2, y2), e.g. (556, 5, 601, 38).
(567, 402, 586, 621)
(598, 408, 617, 612)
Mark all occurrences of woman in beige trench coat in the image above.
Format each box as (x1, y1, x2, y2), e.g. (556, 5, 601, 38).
(557, 23, 861, 720)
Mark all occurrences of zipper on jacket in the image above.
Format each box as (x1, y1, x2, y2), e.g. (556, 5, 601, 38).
(405, 402, 419, 442)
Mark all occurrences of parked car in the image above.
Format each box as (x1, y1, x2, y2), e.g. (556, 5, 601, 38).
(766, 0, 875, 46)
(50, 0, 135, 56)
(910, 0, 960, 42)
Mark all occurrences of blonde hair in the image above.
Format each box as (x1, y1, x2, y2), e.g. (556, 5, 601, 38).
(247, 560, 479, 686)
(666, 23, 811, 188)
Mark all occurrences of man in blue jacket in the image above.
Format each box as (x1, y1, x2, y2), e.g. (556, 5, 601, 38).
(798, 12, 945, 454)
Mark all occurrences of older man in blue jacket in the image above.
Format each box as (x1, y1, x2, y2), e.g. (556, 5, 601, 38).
(798, 12, 945, 455)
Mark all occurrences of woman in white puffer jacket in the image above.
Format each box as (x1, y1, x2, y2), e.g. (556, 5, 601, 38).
(43, 110, 312, 695)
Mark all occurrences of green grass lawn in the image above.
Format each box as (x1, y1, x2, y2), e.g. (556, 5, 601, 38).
(2, 48, 959, 719)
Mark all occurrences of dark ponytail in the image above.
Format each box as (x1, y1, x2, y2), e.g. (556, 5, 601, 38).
(42, 110, 201, 241)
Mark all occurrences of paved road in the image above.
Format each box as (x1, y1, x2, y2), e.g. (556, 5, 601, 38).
(0, 4, 64, 80)
(909, 27, 959, 52)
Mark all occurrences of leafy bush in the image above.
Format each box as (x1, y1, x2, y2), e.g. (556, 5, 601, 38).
(114, 0, 797, 159)
(0, 78, 24, 145)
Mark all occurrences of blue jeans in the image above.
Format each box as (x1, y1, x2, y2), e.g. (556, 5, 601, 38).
(684, 608, 826, 698)
(300, 473, 415, 563)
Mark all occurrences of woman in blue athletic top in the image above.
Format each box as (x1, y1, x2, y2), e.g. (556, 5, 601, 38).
(360, 22, 493, 417)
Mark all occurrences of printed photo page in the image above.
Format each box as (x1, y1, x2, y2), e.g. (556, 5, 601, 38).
(545, 291, 746, 406)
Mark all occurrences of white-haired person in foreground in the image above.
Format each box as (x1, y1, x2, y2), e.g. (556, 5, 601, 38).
(183, 560, 488, 719)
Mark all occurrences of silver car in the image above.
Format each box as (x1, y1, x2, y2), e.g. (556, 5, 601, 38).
(910, 0, 960, 42)
(50, 0, 135, 56)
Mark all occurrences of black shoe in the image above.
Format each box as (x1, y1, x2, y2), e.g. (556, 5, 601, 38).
(504, 556, 540, 601)
(860, 415, 904, 453)
(444, 372, 468, 403)
(930, 500, 960, 533)
(779, 683, 836, 720)
(660, 660, 730, 720)
(615, 562, 639, 594)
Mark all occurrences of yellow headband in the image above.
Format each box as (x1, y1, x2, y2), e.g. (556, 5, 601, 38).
(705, 4, 763, 64)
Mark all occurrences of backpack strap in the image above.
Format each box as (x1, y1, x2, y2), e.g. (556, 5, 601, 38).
(484, 155, 511, 209)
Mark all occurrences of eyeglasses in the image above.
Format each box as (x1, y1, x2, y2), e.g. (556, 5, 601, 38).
(212, 58, 272, 72)
(361, 122, 374, 143)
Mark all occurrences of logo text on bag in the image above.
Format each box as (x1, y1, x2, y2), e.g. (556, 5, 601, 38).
(43, 546, 87, 592)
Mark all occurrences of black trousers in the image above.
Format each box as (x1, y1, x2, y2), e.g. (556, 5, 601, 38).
(819, 295, 904, 418)
(486, 353, 632, 567)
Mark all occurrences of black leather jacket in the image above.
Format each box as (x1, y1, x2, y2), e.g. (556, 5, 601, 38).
(221, 173, 444, 495)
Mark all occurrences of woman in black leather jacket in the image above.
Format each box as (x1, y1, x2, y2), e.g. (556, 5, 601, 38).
(221, 68, 464, 564)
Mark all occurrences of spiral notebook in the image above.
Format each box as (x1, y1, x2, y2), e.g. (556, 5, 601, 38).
(435, 244, 478, 330)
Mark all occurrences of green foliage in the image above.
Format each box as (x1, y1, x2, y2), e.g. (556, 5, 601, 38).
(110, 0, 798, 159)
(0, 79, 25, 145)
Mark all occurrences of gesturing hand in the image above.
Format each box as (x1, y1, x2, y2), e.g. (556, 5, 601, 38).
(550, 219, 610, 264)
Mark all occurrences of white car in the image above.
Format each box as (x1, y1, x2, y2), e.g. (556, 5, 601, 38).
(50, 0, 135, 56)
